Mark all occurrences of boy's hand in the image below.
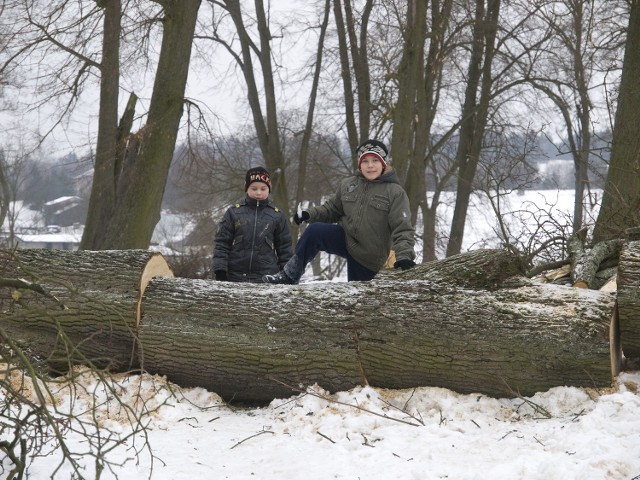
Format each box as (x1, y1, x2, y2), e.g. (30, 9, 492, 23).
(394, 259, 416, 271)
(293, 211, 310, 225)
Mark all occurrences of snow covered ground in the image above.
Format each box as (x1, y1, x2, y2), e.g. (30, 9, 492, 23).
(2, 367, 639, 480)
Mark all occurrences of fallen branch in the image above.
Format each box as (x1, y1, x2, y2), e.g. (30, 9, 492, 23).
(230, 429, 275, 450)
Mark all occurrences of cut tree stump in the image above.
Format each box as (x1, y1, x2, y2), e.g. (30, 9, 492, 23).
(0, 248, 173, 371)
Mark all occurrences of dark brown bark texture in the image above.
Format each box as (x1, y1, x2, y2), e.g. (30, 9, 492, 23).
(0, 248, 625, 404)
(0, 249, 173, 372)
(617, 240, 640, 359)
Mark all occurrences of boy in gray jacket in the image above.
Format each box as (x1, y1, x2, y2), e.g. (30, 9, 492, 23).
(263, 139, 415, 284)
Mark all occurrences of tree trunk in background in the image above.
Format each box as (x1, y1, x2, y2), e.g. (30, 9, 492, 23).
(254, 0, 289, 214)
(344, 0, 373, 145)
(334, 0, 373, 165)
(293, 0, 331, 243)
(404, 0, 453, 233)
(390, 0, 427, 223)
(0, 159, 9, 230)
(80, 0, 121, 250)
(81, 0, 201, 250)
(593, 0, 640, 242)
(101, 0, 201, 248)
(2, 248, 622, 404)
(333, 0, 359, 156)
(220, 0, 290, 215)
(446, 0, 501, 257)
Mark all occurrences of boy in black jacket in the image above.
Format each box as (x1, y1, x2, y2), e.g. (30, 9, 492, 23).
(213, 167, 292, 282)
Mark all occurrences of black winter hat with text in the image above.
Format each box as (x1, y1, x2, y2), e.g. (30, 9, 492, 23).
(244, 166, 272, 192)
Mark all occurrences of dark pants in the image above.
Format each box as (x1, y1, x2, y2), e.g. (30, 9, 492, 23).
(283, 223, 377, 282)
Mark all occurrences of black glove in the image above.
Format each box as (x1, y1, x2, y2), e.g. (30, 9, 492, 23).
(214, 270, 228, 281)
(293, 211, 310, 225)
(394, 259, 416, 271)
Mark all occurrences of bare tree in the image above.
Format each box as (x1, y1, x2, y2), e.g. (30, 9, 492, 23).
(524, 0, 623, 235)
(293, 0, 332, 241)
(201, 0, 291, 215)
(80, 0, 124, 249)
(0, 145, 42, 248)
(94, 0, 202, 249)
(0, 151, 9, 233)
(1, 0, 202, 250)
(388, 0, 455, 256)
(593, 0, 640, 241)
(329, 0, 375, 159)
(445, 0, 502, 257)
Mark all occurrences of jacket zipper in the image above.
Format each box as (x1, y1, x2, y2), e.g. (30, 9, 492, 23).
(248, 200, 260, 273)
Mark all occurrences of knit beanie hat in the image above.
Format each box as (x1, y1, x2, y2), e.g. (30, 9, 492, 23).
(244, 166, 272, 192)
(356, 139, 389, 171)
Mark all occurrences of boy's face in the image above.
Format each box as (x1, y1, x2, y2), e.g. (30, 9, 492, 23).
(359, 154, 384, 180)
(247, 182, 270, 201)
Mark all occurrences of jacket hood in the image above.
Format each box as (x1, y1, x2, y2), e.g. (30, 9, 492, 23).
(356, 166, 400, 185)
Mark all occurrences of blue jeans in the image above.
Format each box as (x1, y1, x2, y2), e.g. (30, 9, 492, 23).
(283, 223, 377, 282)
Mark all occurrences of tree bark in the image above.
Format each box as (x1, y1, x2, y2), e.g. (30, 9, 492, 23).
(568, 227, 624, 288)
(446, 0, 501, 257)
(379, 248, 527, 288)
(80, 0, 122, 250)
(95, 0, 201, 249)
(138, 272, 616, 404)
(0, 249, 173, 372)
(617, 240, 640, 360)
(592, 0, 640, 242)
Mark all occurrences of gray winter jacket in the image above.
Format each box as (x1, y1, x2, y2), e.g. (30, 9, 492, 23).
(307, 167, 415, 272)
(213, 196, 292, 282)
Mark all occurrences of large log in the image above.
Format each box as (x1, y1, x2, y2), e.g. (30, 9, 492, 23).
(379, 247, 528, 288)
(0, 248, 173, 371)
(139, 263, 618, 403)
(1, 248, 619, 404)
(617, 240, 640, 359)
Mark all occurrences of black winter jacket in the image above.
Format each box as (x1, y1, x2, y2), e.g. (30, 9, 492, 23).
(213, 196, 293, 282)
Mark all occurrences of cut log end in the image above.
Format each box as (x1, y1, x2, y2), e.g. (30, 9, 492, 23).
(572, 280, 589, 289)
(135, 253, 174, 328)
(610, 304, 623, 377)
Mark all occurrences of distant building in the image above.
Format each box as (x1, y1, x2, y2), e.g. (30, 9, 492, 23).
(13, 230, 82, 250)
(44, 196, 86, 227)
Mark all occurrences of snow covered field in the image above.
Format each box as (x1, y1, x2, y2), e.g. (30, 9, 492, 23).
(2, 367, 639, 480)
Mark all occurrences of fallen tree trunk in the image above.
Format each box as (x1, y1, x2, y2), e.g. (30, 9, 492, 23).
(1, 248, 619, 403)
(0, 248, 173, 371)
(378, 247, 527, 288)
(138, 273, 617, 403)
